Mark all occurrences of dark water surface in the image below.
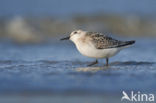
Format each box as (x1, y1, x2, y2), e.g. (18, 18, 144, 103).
(1, 0, 156, 17)
(0, 38, 156, 102)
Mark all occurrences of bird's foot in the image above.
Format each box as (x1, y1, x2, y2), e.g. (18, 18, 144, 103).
(87, 60, 98, 66)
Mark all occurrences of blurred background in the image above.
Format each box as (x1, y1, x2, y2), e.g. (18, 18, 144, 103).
(1, 0, 156, 43)
(0, 0, 156, 103)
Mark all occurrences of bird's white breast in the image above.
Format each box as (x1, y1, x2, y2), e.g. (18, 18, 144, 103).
(74, 40, 121, 59)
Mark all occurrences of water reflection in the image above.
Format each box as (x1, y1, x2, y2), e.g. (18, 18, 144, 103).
(76, 61, 155, 72)
(76, 66, 109, 72)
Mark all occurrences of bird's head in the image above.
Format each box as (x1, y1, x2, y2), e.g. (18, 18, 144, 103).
(60, 30, 86, 42)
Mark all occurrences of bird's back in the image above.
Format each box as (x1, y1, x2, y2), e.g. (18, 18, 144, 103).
(86, 32, 135, 49)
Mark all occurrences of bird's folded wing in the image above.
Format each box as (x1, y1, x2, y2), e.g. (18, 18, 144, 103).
(87, 32, 123, 49)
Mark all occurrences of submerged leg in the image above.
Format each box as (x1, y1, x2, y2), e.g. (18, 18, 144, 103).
(106, 58, 109, 66)
(87, 59, 98, 66)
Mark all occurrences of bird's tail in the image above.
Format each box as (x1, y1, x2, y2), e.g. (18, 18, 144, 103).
(118, 40, 135, 48)
(124, 40, 135, 46)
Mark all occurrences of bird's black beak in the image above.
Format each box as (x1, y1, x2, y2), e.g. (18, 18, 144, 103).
(60, 36, 70, 40)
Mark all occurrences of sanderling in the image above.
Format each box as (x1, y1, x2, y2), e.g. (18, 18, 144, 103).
(61, 30, 135, 66)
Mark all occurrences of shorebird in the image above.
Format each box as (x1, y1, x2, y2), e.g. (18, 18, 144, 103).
(61, 30, 135, 66)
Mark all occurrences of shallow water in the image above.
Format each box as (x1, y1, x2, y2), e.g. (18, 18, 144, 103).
(0, 38, 156, 102)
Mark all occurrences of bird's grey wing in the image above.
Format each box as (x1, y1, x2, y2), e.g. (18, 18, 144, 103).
(87, 32, 123, 49)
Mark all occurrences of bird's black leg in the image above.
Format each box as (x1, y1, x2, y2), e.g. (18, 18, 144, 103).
(87, 59, 98, 66)
(106, 58, 109, 66)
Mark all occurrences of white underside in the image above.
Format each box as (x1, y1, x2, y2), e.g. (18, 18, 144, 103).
(75, 41, 124, 59)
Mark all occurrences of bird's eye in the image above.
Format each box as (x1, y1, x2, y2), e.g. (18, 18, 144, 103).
(74, 31, 77, 34)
